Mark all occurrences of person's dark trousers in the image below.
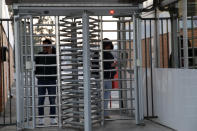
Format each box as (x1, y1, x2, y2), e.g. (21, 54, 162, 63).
(38, 79, 56, 118)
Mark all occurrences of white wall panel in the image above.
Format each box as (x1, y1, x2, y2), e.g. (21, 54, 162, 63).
(149, 68, 197, 131)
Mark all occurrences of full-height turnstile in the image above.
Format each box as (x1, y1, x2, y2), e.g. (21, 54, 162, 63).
(14, 3, 144, 131)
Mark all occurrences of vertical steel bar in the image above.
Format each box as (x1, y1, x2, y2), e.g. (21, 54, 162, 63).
(15, 15, 24, 130)
(166, 19, 169, 67)
(122, 17, 127, 111)
(0, 20, 2, 125)
(99, 16, 104, 126)
(161, 19, 164, 67)
(128, 18, 133, 116)
(144, 20, 149, 117)
(183, 0, 188, 68)
(82, 11, 92, 131)
(133, 14, 142, 124)
(24, 18, 29, 127)
(7, 20, 12, 124)
(154, 13, 160, 67)
(1, 20, 6, 125)
(149, 20, 154, 116)
(95, 16, 101, 123)
(177, 18, 182, 67)
(20, 18, 25, 126)
(133, 14, 138, 124)
(172, 17, 179, 67)
(191, 16, 194, 67)
(29, 16, 35, 128)
(98, 16, 102, 122)
(117, 19, 122, 112)
(119, 18, 123, 111)
(137, 16, 144, 122)
(27, 19, 32, 127)
(55, 16, 62, 127)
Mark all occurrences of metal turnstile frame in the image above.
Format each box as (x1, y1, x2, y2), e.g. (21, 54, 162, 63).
(14, 5, 144, 131)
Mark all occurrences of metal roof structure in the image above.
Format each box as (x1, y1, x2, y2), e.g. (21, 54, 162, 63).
(6, 0, 146, 5)
(9, 0, 145, 16)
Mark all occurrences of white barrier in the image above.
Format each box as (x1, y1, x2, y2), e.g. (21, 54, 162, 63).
(150, 68, 197, 131)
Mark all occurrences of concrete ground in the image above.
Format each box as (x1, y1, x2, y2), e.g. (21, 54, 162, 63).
(0, 86, 175, 131)
(0, 119, 174, 131)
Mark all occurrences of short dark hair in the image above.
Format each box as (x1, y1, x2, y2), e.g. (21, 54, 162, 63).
(103, 38, 113, 49)
(43, 39, 52, 44)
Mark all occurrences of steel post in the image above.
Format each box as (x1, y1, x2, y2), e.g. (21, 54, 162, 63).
(183, 0, 188, 68)
(15, 15, 24, 130)
(82, 11, 92, 131)
(55, 16, 62, 127)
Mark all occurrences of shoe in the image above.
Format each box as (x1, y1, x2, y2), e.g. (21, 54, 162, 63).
(38, 118, 44, 125)
(50, 118, 57, 125)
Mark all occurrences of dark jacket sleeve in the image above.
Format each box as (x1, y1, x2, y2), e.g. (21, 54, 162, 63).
(103, 52, 116, 79)
(35, 52, 43, 75)
(35, 55, 39, 75)
(109, 54, 116, 79)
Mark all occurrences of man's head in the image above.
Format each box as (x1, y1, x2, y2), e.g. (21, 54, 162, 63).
(103, 38, 113, 50)
(43, 39, 52, 53)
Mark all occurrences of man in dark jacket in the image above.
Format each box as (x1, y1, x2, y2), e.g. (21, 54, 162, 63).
(91, 38, 116, 118)
(35, 39, 57, 125)
(102, 38, 116, 118)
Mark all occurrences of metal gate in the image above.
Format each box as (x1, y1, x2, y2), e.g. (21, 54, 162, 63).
(14, 8, 144, 131)
(0, 19, 15, 126)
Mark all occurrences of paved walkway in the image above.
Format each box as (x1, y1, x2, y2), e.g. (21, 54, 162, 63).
(0, 86, 175, 131)
(0, 119, 174, 131)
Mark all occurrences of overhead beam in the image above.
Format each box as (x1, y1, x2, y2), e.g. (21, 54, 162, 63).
(13, 4, 141, 16)
(6, 0, 146, 5)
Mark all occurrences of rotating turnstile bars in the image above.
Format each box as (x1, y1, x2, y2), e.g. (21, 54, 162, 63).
(89, 16, 102, 125)
(59, 17, 83, 127)
(60, 17, 83, 127)
(59, 16, 102, 128)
